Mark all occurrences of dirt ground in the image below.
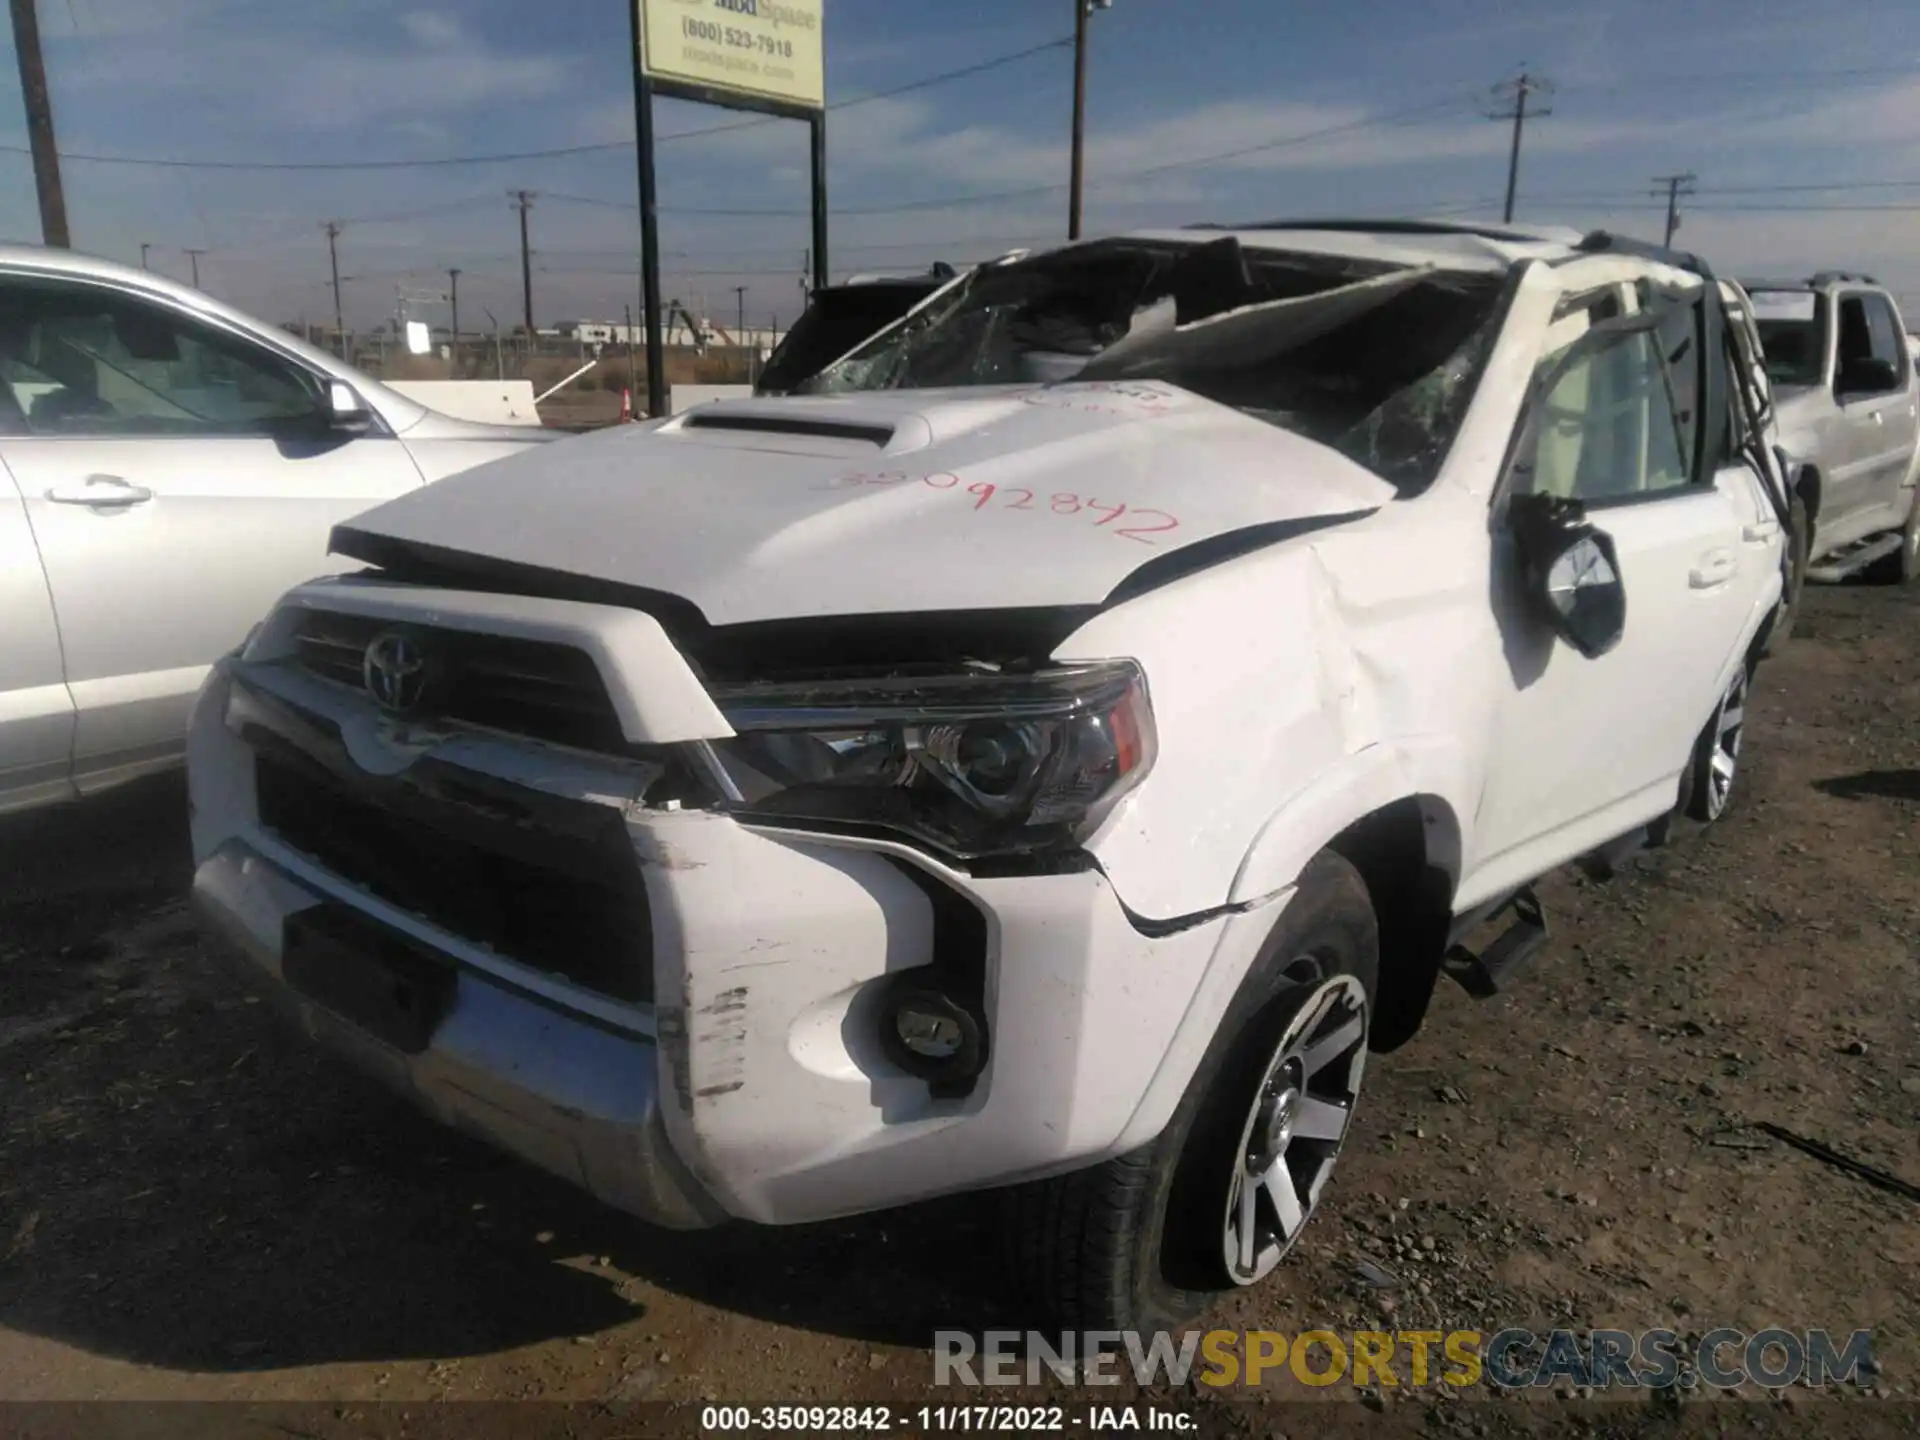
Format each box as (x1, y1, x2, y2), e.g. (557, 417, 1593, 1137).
(1, 580, 1915, 1435)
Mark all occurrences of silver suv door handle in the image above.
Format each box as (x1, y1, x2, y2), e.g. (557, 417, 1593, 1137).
(1743, 520, 1780, 543)
(45, 474, 155, 508)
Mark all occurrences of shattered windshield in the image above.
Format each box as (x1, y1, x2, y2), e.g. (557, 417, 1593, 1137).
(801, 236, 1506, 494)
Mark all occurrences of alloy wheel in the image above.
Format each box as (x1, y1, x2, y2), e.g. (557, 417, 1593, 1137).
(1705, 666, 1748, 821)
(1220, 973, 1368, 1286)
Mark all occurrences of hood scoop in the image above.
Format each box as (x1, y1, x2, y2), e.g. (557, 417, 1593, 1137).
(682, 411, 896, 447)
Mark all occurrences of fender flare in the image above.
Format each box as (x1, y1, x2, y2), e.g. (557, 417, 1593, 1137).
(1108, 740, 1473, 1154)
(1228, 739, 1474, 905)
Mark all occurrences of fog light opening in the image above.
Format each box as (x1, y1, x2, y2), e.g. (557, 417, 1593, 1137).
(879, 983, 986, 1093)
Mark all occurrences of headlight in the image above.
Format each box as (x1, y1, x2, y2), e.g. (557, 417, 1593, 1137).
(707, 661, 1156, 860)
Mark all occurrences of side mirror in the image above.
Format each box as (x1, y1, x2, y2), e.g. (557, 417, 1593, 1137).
(327, 380, 375, 434)
(1839, 356, 1899, 397)
(1509, 492, 1627, 659)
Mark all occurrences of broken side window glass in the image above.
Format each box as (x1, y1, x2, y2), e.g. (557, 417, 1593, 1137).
(801, 238, 1505, 497)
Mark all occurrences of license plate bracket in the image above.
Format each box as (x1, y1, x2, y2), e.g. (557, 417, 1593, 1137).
(282, 906, 456, 1054)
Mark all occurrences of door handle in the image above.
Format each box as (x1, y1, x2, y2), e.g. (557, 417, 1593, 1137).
(1690, 550, 1737, 588)
(1742, 520, 1781, 543)
(45, 474, 154, 508)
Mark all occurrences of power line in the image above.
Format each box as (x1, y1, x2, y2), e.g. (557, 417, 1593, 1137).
(0, 37, 1074, 174)
(1561, 62, 1920, 96)
(543, 96, 1466, 220)
(201, 194, 515, 255)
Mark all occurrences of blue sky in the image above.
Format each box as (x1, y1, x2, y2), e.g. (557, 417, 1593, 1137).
(4, 0, 1920, 330)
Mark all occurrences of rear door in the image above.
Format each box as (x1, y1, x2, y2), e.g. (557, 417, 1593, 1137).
(0, 450, 74, 813)
(0, 271, 425, 793)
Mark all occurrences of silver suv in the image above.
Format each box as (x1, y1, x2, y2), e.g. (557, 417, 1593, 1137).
(1744, 272, 1920, 633)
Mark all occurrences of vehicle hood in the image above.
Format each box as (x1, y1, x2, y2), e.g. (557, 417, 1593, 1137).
(331, 383, 1394, 627)
(394, 410, 564, 444)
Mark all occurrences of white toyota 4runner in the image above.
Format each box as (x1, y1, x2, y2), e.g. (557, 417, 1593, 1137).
(189, 222, 1788, 1332)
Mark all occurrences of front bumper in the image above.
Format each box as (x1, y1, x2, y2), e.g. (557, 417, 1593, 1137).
(187, 591, 1253, 1229)
(193, 842, 722, 1229)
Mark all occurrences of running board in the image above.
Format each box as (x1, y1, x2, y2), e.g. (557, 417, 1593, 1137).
(1442, 888, 1549, 999)
(1573, 824, 1652, 882)
(1807, 533, 1901, 583)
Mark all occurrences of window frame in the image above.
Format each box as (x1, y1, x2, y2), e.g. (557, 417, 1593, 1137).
(1496, 306, 1709, 515)
(0, 271, 389, 442)
(1832, 289, 1908, 401)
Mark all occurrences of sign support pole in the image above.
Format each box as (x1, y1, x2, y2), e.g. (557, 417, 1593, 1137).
(809, 111, 829, 294)
(633, 0, 825, 412)
(631, 2, 668, 419)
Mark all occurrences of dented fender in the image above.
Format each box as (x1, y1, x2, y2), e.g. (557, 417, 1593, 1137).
(1064, 493, 1493, 923)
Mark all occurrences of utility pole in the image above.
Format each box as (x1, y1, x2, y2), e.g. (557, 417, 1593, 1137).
(139, 242, 151, 270)
(511, 190, 536, 339)
(625, 302, 637, 398)
(1653, 171, 1698, 248)
(1487, 70, 1554, 224)
(733, 285, 750, 383)
(1068, 0, 1113, 241)
(184, 248, 205, 289)
(9, 0, 69, 246)
(324, 221, 345, 354)
(447, 267, 461, 364)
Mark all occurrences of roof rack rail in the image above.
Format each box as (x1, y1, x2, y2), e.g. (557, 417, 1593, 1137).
(1189, 217, 1570, 244)
(1809, 270, 1879, 287)
(1575, 230, 1704, 272)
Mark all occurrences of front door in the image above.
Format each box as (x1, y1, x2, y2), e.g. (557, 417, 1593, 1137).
(0, 273, 425, 791)
(1466, 289, 1763, 901)
(0, 457, 74, 812)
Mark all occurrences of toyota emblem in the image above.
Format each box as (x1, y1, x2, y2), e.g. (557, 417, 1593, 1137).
(362, 629, 441, 716)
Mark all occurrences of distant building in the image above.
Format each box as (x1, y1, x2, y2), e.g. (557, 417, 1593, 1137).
(557, 318, 787, 352)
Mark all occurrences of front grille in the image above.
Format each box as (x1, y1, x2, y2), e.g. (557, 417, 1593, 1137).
(292, 609, 628, 752)
(253, 738, 653, 1003)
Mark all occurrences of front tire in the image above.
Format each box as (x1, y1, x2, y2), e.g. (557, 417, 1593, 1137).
(1003, 852, 1378, 1333)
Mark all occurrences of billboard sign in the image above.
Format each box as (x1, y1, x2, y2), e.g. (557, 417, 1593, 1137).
(640, 0, 825, 114)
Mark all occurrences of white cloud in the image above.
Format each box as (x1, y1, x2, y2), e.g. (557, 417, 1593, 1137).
(399, 11, 464, 48)
(52, 7, 568, 133)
